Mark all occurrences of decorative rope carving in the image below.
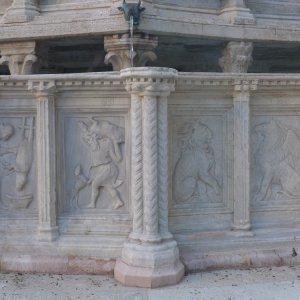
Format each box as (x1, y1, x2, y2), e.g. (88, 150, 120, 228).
(142, 95, 159, 238)
(131, 94, 144, 237)
(158, 96, 169, 236)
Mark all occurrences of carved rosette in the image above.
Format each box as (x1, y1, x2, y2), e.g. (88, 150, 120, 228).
(0, 41, 38, 75)
(219, 41, 253, 73)
(114, 67, 184, 288)
(104, 33, 158, 71)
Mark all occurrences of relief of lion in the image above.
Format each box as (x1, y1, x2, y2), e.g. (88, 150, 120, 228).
(253, 120, 300, 202)
(173, 121, 222, 203)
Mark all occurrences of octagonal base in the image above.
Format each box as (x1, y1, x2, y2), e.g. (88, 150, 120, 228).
(114, 259, 184, 288)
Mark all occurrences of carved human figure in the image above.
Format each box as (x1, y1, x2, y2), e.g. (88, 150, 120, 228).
(253, 120, 300, 202)
(74, 118, 125, 209)
(0, 117, 34, 191)
(173, 120, 221, 203)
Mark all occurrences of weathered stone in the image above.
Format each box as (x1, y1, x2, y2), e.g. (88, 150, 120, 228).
(219, 41, 253, 73)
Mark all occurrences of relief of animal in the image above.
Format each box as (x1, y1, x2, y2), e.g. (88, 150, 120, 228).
(173, 121, 221, 203)
(253, 120, 300, 202)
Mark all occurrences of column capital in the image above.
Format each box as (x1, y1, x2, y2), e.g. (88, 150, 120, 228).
(120, 67, 177, 96)
(28, 80, 56, 98)
(0, 41, 38, 75)
(104, 33, 158, 71)
(219, 41, 254, 73)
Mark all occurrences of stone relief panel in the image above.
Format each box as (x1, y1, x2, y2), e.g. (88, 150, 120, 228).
(0, 115, 36, 211)
(170, 108, 233, 214)
(61, 114, 127, 213)
(251, 114, 300, 208)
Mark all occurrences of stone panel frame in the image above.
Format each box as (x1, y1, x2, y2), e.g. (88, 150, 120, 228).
(251, 92, 300, 221)
(169, 106, 234, 215)
(55, 92, 132, 239)
(167, 82, 234, 233)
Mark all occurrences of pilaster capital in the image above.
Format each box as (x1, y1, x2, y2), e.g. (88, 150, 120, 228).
(28, 80, 56, 99)
(121, 67, 177, 97)
(234, 79, 258, 92)
(233, 79, 257, 101)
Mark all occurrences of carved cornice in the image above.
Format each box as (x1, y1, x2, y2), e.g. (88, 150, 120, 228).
(2, 73, 300, 95)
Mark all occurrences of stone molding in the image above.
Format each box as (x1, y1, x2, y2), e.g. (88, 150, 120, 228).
(1, 73, 300, 90)
(3, 0, 40, 23)
(0, 41, 37, 75)
(104, 33, 158, 71)
(219, 41, 254, 73)
(29, 80, 58, 242)
(115, 67, 184, 288)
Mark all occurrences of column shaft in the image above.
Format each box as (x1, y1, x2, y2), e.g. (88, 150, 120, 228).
(233, 87, 252, 231)
(142, 94, 160, 242)
(129, 93, 144, 240)
(158, 95, 171, 239)
(30, 82, 58, 241)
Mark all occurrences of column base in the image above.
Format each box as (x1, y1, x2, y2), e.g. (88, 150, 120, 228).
(231, 223, 254, 237)
(230, 230, 255, 237)
(37, 226, 59, 242)
(220, 7, 255, 25)
(114, 240, 185, 288)
(114, 259, 184, 288)
(3, 7, 39, 23)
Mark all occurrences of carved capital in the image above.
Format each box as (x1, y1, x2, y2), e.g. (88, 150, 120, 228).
(121, 67, 177, 96)
(0, 41, 38, 75)
(104, 33, 158, 71)
(233, 79, 258, 96)
(3, 0, 40, 23)
(219, 42, 253, 73)
(28, 80, 56, 99)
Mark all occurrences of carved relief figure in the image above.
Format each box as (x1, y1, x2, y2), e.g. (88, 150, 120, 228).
(0, 117, 35, 208)
(253, 120, 300, 202)
(72, 118, 125, 209)
(173, 120, 221, 203)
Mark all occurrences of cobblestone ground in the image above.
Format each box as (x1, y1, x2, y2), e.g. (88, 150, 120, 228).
(1, 265, 300, 300)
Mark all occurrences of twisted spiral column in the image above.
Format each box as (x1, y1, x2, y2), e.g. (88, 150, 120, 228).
(129, 93, 144, 240)
(157, 95, 171, 239)
(141, 94, 160, 242)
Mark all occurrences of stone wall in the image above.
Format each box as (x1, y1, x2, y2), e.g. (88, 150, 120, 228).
(1, 70, 300, 286)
